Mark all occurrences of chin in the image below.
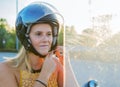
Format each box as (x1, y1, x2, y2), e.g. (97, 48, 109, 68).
(39, 51, 49, 55)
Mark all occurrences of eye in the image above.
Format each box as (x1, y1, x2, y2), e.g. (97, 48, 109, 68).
(47, 32, 52, 36)
(36, 32, 42, 36)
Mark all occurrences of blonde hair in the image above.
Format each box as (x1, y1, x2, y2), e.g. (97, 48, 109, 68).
(7, 46, 31, 72)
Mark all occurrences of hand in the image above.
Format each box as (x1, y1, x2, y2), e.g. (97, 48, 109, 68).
(41, 52, 56, 74)
(37, 52, 56, 84)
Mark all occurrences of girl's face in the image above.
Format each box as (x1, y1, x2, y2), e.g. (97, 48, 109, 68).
(29, 23, 53, 56)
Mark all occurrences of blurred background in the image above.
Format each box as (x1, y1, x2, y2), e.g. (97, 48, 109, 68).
(0, 0, 120, 87)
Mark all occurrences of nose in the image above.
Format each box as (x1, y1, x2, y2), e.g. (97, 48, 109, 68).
(42, 35, 49, 42)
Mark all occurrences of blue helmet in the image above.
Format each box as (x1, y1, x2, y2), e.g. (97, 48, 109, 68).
(15, 2, 62, 57)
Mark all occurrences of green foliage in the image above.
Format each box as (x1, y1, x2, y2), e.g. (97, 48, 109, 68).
(65, 25, 80, 45)
(0, 19, 7, 48)
(5, 30, 16, 49)
(0, 18, 17, 51)
(66, 14, 120, 62)
(58, 25, 64, 46)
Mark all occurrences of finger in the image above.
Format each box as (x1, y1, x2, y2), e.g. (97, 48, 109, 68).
(45, 51, 53, 60)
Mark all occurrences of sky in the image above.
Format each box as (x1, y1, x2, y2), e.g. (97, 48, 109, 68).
(0, 0, 120, 33)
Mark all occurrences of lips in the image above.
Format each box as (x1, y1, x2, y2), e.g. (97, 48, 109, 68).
(40, 45, 49, 48)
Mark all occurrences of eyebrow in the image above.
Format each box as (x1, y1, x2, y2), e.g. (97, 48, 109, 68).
(35, 30, 52, 33)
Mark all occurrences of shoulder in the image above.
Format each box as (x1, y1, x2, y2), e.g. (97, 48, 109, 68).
(0, 62, 18, 78)
(0, 62, 12, 76)
(0, 62, 12, 84)
(0, 62, 19, 86)
(0, 62, 10, 72)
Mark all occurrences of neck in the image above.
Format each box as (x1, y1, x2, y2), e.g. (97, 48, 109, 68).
(28, 52, 45, 70)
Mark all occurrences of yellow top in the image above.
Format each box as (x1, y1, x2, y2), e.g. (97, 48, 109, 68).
(19, 70, 58, 87)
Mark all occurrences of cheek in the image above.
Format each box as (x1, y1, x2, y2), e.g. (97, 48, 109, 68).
(30, 36, 39, 45)
(50, 37, 53, 44)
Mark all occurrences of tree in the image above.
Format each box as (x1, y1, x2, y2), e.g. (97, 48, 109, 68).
(58, 25, 64, 46)
(65, 25, 79, 45)
(78, 28, 98, 47)
(0, 18, 16, 50)
(0, 18, 7, 48)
